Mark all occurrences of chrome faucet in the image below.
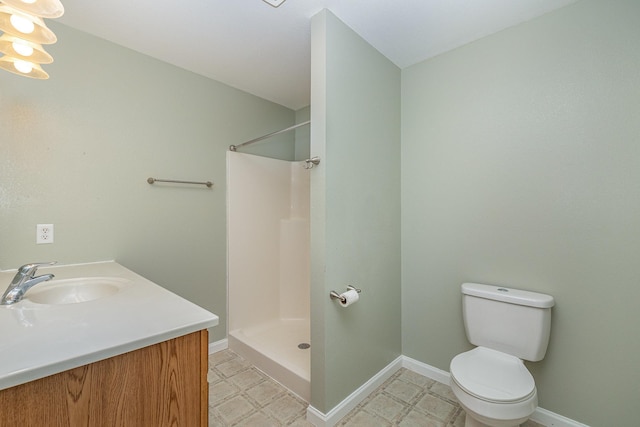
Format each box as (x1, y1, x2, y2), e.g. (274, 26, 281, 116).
(1, 262, 57, 305)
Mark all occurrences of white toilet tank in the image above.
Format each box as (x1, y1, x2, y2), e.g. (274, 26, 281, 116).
(462, 283, 555, 362)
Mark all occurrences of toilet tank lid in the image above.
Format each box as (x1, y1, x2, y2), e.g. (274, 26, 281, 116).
(462, 283, 555, 308)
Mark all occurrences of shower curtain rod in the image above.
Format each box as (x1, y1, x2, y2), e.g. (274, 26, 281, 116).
(229, 120, 310, 152)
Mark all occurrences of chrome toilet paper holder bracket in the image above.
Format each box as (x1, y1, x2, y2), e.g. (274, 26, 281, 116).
(330, 285, 361, 303)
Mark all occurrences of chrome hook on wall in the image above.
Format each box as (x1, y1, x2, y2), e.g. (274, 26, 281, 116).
(303, 156, 320, 169)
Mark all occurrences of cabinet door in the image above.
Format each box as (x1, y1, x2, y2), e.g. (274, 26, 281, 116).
(0, 330, 209, 427)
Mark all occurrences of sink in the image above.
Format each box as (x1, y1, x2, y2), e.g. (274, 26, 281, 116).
(27, 277, 130, 305)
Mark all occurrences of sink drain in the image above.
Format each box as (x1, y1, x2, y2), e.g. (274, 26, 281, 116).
(298, 343, 310, 349)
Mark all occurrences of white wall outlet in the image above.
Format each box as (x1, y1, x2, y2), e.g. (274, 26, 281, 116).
(36, 224, 54, 244)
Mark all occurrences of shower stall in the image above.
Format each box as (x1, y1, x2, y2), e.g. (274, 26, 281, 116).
(227, 150, 311, 401)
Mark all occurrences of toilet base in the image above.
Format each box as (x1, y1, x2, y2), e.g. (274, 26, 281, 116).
(463, 411, 520, 427)
(464, 413, 491, 427)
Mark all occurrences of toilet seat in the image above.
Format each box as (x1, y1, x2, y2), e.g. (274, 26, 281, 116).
(450, 347, 536, 403)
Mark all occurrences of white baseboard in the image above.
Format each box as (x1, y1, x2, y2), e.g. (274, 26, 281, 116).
(306, 356, 403, 427)
(531, 407, 590, 427)
(401, 355, 450, 384)
(208, 338, 228, 354)
(401, 355, 590, 427)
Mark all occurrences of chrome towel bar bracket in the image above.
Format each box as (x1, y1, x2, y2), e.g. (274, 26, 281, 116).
(303, 156, 320, 169)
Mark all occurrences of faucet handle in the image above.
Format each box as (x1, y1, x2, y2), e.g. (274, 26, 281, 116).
(17, 261, 57, 276)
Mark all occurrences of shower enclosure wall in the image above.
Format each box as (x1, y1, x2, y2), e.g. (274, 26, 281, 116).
(227, 151, 310, 401)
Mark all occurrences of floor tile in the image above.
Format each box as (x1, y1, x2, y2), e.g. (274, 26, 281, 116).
(207, 369, 222, 383)
(216, 357, 251, 377)
(216, 394, 256, 425)
(340, 410, 392, 426)
(398, 368, 436, 388)
(362, 393, 406, 422)
(209, 350, 236, 365)
(228, 368, 265, 389)
(263, 394, 307, 423)
(234, 410, 280, 427)
(208, 349, 549, 427)
(209, 380, 240, 404)
(288, 416, 315, 427)
(430, 381, 458, 402)
(398, 409, 446, 427)
(451, 407, 466, 427)
(415, 392, 456, 422)
(245, 379, 287, 406)
(384, 377, 422, 403)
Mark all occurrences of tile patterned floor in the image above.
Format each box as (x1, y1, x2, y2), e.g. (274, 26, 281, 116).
(208, 349, 310, 426)
(208, 349, 544, 427)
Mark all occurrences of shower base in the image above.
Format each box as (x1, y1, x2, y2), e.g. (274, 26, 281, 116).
(229, 318, 310, 402)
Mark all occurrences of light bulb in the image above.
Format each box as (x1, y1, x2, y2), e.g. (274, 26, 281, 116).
(21, 0, 38, 4)
(10, 13, 35, 34)
(14, 60, 33, 74)
(12, 40, 33, 56)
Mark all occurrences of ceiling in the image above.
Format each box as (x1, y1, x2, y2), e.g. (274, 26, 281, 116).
(56, 0, 577, 111)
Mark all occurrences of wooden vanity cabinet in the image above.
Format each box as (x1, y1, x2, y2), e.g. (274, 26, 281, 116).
(0, 330, 209, 427)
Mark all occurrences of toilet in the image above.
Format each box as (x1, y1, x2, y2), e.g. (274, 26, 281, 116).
(450, 283, 554, 427)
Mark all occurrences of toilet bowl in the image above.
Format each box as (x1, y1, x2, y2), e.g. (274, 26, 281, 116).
(450, 283, 554, 427)
(450, 347, 537, 427)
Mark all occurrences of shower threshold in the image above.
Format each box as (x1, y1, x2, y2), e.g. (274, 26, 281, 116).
(229, 318, 310, 402)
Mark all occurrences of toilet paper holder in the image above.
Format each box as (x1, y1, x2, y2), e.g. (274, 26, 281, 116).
(330, 285, 361, 304)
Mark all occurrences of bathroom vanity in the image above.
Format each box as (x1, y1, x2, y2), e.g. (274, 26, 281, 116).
(0, 261, 218, 426)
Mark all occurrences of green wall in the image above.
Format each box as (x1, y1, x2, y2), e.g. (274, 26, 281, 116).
(0, 22, 295, 342)
(401, 0, 640, 425)
(310, 10, 402, 413)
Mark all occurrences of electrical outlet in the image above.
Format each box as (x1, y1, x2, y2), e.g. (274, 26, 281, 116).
(36, 224, 54, 244)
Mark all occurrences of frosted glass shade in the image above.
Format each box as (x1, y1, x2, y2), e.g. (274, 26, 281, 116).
(262, 0, 287, 7)
(0, 5, 57, 44)
(0, 33, 53, 63)
(0, 55, 49, 79)
(2, 0, 64, 19)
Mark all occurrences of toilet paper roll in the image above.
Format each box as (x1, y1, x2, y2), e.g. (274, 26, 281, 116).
(339, 289, 359, 307)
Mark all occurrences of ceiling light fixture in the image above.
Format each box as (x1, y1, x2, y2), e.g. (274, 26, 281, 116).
(0, 33, 53, 63)
(0, 0, 64, 80)
(262, 0, 287, 8)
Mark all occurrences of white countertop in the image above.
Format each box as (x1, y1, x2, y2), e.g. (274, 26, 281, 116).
(0, 261, 219, 391)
